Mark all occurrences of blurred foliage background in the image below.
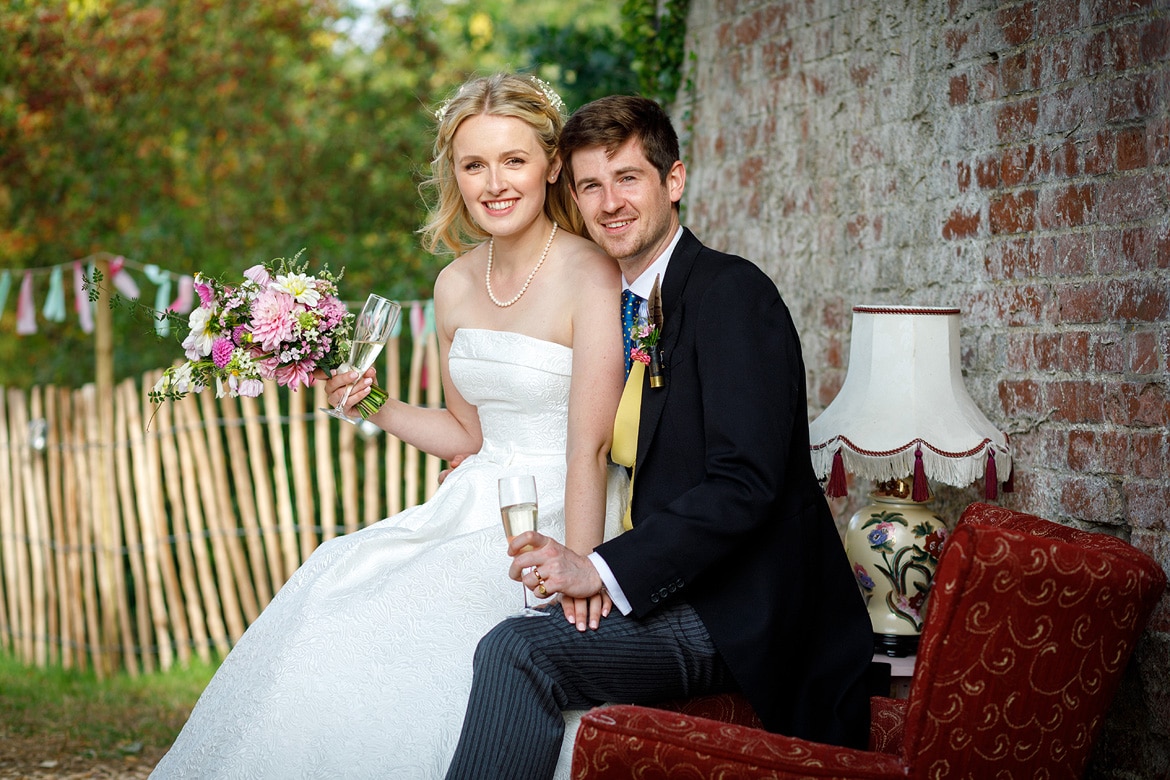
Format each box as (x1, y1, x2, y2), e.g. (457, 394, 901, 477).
(0, 0, 659, 386)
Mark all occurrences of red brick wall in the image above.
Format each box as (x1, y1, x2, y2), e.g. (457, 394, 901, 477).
(680, 0, 1168, 775)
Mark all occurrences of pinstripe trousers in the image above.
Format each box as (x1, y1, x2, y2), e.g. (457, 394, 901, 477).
(444, 601, 736, 779)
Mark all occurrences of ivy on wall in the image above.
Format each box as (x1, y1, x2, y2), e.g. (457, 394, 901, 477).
(621, 0, 691, 107)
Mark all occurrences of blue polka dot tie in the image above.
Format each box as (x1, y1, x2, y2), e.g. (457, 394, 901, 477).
(621, 289, 643, 379)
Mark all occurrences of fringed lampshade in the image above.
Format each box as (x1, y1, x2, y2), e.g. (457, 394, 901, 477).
(809, 305, 1012, 501)
(811, 305, 1013, 656)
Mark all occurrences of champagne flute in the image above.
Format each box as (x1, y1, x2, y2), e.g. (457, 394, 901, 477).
(323, 293, 401, 424)
(498, 475, 549, 618)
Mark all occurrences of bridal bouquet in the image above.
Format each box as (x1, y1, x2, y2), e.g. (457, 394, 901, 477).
(151, 252, 388, 416)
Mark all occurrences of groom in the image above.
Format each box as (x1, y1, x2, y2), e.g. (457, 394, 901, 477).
(445, 95, 873, 779)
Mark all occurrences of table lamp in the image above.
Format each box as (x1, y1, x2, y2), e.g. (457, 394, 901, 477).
(809, 305, 1012, 656)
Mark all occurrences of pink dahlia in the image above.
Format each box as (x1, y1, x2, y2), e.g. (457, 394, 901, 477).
(250, 289, 297, 351)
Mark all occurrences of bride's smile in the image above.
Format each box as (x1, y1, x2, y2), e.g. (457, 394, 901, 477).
(453, 113, 558, 243)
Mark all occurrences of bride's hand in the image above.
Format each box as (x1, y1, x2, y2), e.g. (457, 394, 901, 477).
(322, 367, 376, 410)
(561, 592, 611, 632)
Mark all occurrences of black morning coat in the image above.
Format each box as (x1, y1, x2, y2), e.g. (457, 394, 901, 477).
(596, 228, 874, 749)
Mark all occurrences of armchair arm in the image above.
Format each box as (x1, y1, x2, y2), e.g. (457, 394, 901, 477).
(572, 704, 907, 780)
(868, 696, 906, 754)
(661, 693, 764, 728)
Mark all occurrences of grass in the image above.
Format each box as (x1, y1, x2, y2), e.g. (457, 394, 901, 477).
(0, 651, 218, 769)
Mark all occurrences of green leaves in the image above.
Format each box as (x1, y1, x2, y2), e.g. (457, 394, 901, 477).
(0, 0, 640, 386)
(620, 0, 690, 106)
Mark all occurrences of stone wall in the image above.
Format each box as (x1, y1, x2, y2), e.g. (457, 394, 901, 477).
(678, 0, 1169, 776)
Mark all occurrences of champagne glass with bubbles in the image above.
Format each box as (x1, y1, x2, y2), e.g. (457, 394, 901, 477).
(498, 475, 548, 617)
(323, 293, 400, 424)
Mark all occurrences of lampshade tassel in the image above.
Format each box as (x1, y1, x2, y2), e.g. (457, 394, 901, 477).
(912, 446, 929, 502)
(1002, 434, 1014, 493)
(985, 450, 998, 501)
(826, 448, 848, 498)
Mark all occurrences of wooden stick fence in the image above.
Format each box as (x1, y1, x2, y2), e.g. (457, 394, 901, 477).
(0, 329, 443, 678)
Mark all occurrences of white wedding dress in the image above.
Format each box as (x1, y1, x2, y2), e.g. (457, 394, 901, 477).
(152, 329, 628, 779)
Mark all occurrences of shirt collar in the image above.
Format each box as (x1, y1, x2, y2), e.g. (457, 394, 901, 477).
(623, 227, 683, 299)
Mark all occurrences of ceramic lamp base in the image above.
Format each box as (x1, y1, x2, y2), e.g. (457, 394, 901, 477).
(845, 478, 948, 658)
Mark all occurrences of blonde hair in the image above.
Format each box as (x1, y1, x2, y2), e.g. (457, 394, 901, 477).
(419, 73, 584, 256)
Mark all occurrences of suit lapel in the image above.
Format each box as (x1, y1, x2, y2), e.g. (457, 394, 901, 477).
(634, 229, 701, 470)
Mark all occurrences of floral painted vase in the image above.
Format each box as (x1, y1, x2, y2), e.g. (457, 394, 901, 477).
(846, 479, 948, 657)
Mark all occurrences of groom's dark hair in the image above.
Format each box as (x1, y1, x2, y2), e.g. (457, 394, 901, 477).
(558, 95, 680, 190)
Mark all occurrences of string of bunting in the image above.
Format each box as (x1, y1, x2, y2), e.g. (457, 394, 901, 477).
(0, 255, 193, 337)
(0, 256, 428, 338)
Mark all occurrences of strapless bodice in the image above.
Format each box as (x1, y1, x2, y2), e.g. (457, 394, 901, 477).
(449, 329, 573, 460)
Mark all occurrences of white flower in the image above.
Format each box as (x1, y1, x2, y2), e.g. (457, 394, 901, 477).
(155, 361, 200, 395)
(151, 372, 172, 395)
(181, 306, 215, 359)
(272, 273, 321, 307)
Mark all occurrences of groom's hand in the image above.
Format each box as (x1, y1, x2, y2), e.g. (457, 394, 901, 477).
(437, 454, 468, 485)
(508, 532, 610, 631)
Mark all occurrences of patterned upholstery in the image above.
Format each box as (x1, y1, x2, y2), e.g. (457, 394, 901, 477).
(571, 502, 1167, 779)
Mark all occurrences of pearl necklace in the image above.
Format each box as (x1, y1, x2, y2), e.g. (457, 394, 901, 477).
(485, 223, 558, 308)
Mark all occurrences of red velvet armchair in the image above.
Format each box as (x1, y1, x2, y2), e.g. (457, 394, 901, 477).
(571, 502, 1167, 779)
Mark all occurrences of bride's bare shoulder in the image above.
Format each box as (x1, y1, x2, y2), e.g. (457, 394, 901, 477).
(555, 233, 619, 283)
(435, 245, 485, 293)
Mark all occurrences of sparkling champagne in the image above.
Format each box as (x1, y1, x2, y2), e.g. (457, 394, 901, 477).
(346, 340, 385, 373)
(500, 502, 538, 540)
(323, 293, 400, 424)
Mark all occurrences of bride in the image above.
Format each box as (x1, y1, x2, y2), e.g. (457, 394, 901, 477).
(151, 73, 627, 779)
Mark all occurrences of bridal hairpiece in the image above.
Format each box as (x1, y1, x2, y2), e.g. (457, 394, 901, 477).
(530, 77, 566, 114)
(434, 75, 565, 122)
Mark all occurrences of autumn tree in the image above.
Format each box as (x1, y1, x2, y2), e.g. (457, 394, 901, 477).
(0, 0, 633, 385)
(0, 0, 444, 381)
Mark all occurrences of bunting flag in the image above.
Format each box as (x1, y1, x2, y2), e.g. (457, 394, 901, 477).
(4, 255, 428, 342)
(43, 265, 66, 322)
(0, 271, 11, 319)
(143, 264, 172, 337)
(422, 299, 437, 388)
(171, 275, 195, 314)
(410, 301, 428, 388)
(110, 255, 141, 299)
(408, 300, 426, 341)
(16, 271, 37, 334)
(423, 298, 436, 337)
(74, 261, 95, 334)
